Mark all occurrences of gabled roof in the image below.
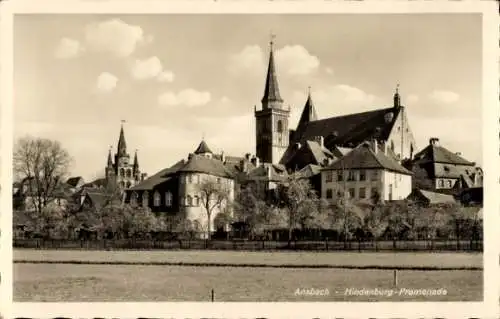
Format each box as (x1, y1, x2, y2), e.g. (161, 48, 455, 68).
(412, 189, 456, 205)
(247, 163, 288, 182)
(84, 192, 112, 210)
(193, 140, 213, 154)
(66, 176, 84, 187)
(296, 93, 318, 131)
(413, 144, 474, 166)
(129, 159, 185, 191)
(324, 143, 413, 175)
(296, 164, 322, 179)
(282, 139, 334, 168)
(293, 106, 401, 148)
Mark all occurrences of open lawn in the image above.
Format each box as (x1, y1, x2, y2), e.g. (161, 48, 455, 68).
(15, 264, 482, 302)
(14, 249, 483, 302)
(14, 249, 482, 269)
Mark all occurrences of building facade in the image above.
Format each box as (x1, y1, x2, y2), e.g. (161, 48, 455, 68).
(321, 142, 413, 202)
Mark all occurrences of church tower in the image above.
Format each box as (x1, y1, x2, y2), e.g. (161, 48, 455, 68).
(254, 35, 290, 164)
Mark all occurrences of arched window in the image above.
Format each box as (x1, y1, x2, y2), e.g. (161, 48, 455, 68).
(153, 191, 161, 207)
(187, 195, 193, 206)
(142, 191, 149, 207)
(126, 181, 131, 188)
(126, 169, 132, 178)
(130, 192, 138, 206)
(277, 120, 283, 133)
(165, 192, 172, 207)
(120, 168, 125, 177)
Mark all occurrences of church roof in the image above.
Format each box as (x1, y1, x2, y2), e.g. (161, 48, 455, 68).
(247, 163, 288, 182)
(261, 43, 283, 104)
(413, 142, 475, 166)
(324, 143, 413, 175)
(296, 106, 401, 148)
(296, 92, 318, 130)
(193, 140, 213, 154)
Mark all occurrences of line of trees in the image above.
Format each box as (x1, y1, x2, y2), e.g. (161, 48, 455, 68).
(13, 136, 482, 247)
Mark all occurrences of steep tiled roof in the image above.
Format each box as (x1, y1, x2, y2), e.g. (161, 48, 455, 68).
(85, 192, 112, 210)
(324, 143, 413, 175)
(306, 140, 333, 164)
(178, 154, 234, 178)
(129, 160, 185, 191)
(193, 140, 213, 154)
(247, 163, 288, 182)
(416, 189, 456, 205)
(294, 107, 401, 148)
(296, 93, 318, 131)
(296, 164, 322, 179)
(261, 45, 283, 104)
(413, 144, 474, 166)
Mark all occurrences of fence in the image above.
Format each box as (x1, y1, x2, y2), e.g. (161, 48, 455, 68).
(14, 238, 483, 252)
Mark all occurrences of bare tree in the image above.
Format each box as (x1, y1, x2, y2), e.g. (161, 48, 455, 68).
(14, 136, 72, 213)
(198, 177, 231, 240)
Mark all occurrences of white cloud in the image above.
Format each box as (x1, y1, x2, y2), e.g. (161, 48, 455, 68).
(228, 44, 320, 77)
(325, 67, 334, 75)
(407, 94, 419, 104)
(157, 70, 175, 83)
(228, 45, 264, 76)
(429, 90, 460, 104)
(276, 45, 320, 75)
(131, 56, 163, 80)
(158, 89, 211, 107)
(96, 72, 118, 92)
(84, 19, 146, 57)
(54, 37, 83, 59)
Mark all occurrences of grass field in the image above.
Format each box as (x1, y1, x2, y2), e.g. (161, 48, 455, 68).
(14, 249, 483, 302)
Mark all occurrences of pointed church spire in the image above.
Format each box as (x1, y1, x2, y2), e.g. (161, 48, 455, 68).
(297, 87, 318, 131)
(107, 146, 113, 167)
(393, 84, 401, 108)
(117, 120, 127, 156)
(261, 33, 283, 109)
(194, 139, 213, 155)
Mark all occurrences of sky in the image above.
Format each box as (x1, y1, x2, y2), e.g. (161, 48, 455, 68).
(13, 13, 482, 182)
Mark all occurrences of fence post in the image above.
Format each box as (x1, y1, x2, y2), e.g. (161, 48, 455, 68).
(393, 269, 398, 287)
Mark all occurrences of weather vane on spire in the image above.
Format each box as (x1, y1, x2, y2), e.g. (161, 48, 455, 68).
(396, 83, 400, 94)
(270, 31, 276, 47)
(202, 132, 205, 140)
(308, 86, 312, 95)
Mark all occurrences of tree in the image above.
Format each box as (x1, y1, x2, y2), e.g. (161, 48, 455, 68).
(233, 182, 264, 236)
(198, 177, 231, 240)
(328, 195, 364, 248)
(416, 205, 448, 249)
(277, 175, 323, 244)
(14, 136, 72, 213)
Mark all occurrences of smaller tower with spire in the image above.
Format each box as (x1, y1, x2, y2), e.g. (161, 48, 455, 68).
(296, 86, 318, 133)
(105, 121, 143, 191)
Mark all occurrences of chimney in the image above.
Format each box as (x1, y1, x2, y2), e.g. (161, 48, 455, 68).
(251, 156, 260, 167)
(313, 136, 324, 148)
(429, 138, 439, 146)
(372, 139, 378, 154)
(266, 165, 272, 179)
(245, 153, 251, 160)
(221, 151, 226, 163)
(239, 159, 248, 173)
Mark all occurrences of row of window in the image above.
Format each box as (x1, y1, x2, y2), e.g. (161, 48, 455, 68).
(325, 187, 378, 200)
(437, 179, 454, 189)
(324, 169, 378, 183)
(130, 191, 173, 207)
(181, 174, 222, 185)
